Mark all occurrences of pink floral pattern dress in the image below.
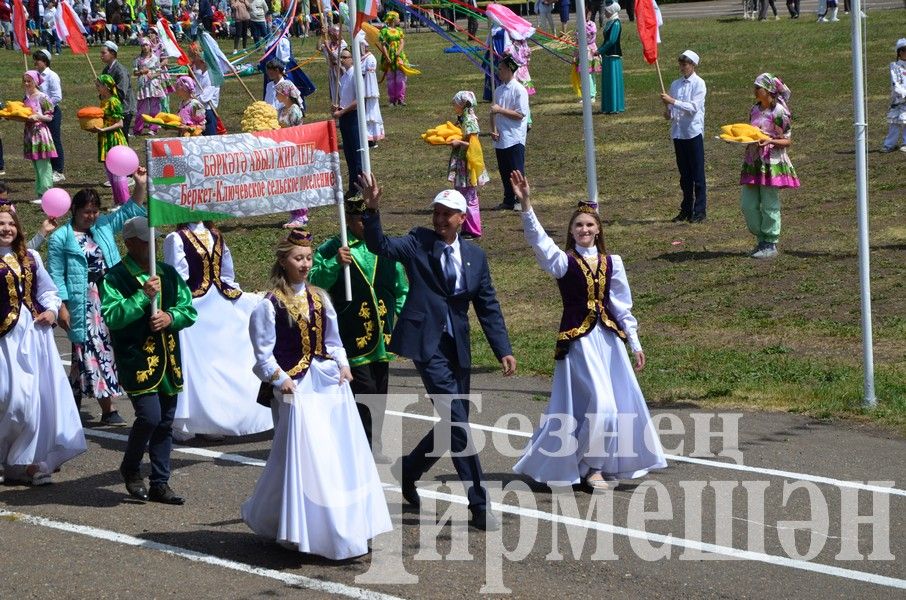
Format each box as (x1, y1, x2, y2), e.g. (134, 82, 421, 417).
(71, 232, 122, 402)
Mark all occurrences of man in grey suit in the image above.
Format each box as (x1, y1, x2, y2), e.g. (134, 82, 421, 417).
(358, 173, 517, 532)
(99, 41, 135, 140)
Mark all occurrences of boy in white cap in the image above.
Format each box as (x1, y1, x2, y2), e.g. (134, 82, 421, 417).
(358, 172, 516, 532)
(882, 38, 906, 153)
(100, 216, 197, 505)
(661, 49, 708, 223)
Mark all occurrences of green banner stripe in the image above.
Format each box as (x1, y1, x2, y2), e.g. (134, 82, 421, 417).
(148, 197, 235, 227)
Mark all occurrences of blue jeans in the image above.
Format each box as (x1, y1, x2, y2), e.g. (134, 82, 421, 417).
(673, 134, 707, 218)
(121, 392, 178, 486)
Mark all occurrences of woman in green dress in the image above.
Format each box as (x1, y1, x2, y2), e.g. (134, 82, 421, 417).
(94, 75, 130, 205)
(599, 2, 625, 114)
(378, 11, 418, 106)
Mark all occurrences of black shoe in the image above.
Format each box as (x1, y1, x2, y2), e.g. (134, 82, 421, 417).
(469, 509, 500, 532)
(671, 212, 691, 223)
(120, 467, 149, 501)
(689, 214, 707, 223)
(100, 410, 127, 426)
(148, 483, 185, 505)
(391, 458, 420, 508)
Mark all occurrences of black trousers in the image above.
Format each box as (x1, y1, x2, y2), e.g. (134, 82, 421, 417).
(495, 143, 525, 208)
(338, 110, 363, 196)
(350, 361, 390, 452)
(672, 135, 707, 218)
(49, 105, 64, 173)
(406, 333, 487, 512)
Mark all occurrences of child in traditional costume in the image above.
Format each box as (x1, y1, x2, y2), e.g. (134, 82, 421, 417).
(739, 73, 800, 259)
(360, 37, 384, 146)
(22, 70, 58, 199)
(509, 172, 666, 491)
(0, 201, 87, 485)
(132, 38, 166, 136)
(163, 222, 272, 440)
(882, 38, 906, 153)
(94, 74, 130, 205)
(173, 76, 207, 135)
(448, 91, 488, 240)
(378, 11, 416, 106)
(242, 229, 392, 560)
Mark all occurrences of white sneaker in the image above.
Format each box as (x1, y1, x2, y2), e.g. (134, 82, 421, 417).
(102, 180, 112, 187)
(31, 198, 43, 205)
(752, 243, 779, 259)
(900, 146, 906, 153)
(52, 171, 65, 183)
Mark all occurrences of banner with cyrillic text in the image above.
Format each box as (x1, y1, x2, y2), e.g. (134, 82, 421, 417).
(146, 120, 343, 227)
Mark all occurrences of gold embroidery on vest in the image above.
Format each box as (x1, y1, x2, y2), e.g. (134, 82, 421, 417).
(275, 288, 326, 378)
(184, 231, 212, 298)
(355, 301, 374, 349)
(1, 259, 20, 333)
(211, 234, 241, 300)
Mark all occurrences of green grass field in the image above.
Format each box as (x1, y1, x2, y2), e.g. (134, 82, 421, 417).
(2, 11, 904, 431)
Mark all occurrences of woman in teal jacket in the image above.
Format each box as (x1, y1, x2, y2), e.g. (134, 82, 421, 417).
(599, 2, 625, 114)
(47, 170, 147, 425)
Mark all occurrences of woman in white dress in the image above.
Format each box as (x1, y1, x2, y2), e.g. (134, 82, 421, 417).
(242, 229, 392, 560)
(0, 202, 87, 485)
(163, 221, 272, 440)
(360, 37, 384, 146)
(509, 172, 667, 490)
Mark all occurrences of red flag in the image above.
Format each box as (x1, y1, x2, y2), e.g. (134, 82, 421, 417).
(12, 0, 28, 54)
(59, 1, 88, 54)
(635, 0, 659, 65)
(157, 18, 190, 66)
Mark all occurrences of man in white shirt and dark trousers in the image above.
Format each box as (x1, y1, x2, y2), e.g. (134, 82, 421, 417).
(660, 50, 707, 223)
(491, 54, 529, 212)
(192, 55, 221, 137)
(333, 48, 362, 200)
(33, 49, 65, 182)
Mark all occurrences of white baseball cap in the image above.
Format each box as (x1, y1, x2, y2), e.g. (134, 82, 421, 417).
(103, 40, 119, 54)
(430, 189, 467, 213)
(679, 50, 700, 65)
(897, 38, 906, 52)
(122, 217, 156, 242)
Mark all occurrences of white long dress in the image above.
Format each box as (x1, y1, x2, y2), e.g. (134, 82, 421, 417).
(362, 52, 385, 142)
(512, 209, 667, 485)
(163, 224, 273, 440)
(0, 248, 87, 480)
(242, 283, 392, 560)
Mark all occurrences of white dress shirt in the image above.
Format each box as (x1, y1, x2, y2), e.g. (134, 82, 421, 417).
(193, 67, 220, 109)
(39, 67, 63, 107)
(162, 223, 239, 288)
(338, 67, 356, 110)
(667, 71, 706, 140)
(493, 79, 530, 150)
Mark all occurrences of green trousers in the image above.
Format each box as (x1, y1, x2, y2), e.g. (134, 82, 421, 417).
(740, 184, 781, 244)
(33, 159, 52, 199)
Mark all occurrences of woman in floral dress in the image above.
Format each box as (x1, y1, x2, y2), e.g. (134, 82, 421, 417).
(132, 38, 166, 136)
(22, 70, 58, 199)
(48, 179, 149, 425)
(447, 90, 488, 239)
(739, 73, 800, 259)
(94, 75, 129, 206)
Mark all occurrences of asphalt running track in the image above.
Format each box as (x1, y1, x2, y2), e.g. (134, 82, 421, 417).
(1, 342, 903, 599)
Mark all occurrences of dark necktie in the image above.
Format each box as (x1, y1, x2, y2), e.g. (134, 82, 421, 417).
(443, 246, 457, 294)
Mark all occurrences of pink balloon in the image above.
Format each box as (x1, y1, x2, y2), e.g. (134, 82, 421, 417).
(105, 145, 140, 177)
(41, 187, 71, 218)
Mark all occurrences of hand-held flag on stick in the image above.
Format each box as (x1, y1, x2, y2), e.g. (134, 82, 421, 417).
(354, 0, 378, 35)
(634, 0, 659, 64)
(634, 0, 665, 92)
(156, 18, 191, 66)
(197, 31, 230, 87)
(12, 0, 28, 53)
(56, 0, 88, 54)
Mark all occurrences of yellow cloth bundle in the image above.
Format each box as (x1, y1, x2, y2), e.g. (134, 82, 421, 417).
(421, 121, 463, 145)
(466, 135, 485, 187)
(719, 123, 771, 143)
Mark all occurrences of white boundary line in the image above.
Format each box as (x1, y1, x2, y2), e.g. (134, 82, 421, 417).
(383, 411, 906, 498)
(0, 509, 406, 600)
(63, 352, 903, 498)
(77, 429, 906, 592)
